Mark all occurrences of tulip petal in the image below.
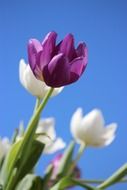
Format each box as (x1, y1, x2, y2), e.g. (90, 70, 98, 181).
(101, 135, 116, 146)
(42, 31, 57, 47)
(70, 108, 85, 144)
(103, 123, 117, 138)
(69, 57, 87, 83)
(82, 109, 105, 130)
(43, 53, 70, 87)
(100, 123, 117, 146)
(19, 59, 64, 98)
(40, 32, 57, 70)
(36, 118, 56, 142)
(35, 117, 66, 154)
(59, 34, 76, 61)
(0, 137, 10, 160)
(76, 42, 87, 57)
(19, 59, 27, 86)
(28, 39, 43, 70)
(44, 138, 66, 154)
(76, 43, 88, 69)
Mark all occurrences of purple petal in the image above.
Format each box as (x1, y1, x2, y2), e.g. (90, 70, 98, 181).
(42, 31, 57, 46)
(58, 34, 76, 61)
(69, 57, 87, 83)
(28, 39, 42, 70)
(39, 32, 57, 70)
(76, 42, 88, 58)
(43, 53, 70, 87)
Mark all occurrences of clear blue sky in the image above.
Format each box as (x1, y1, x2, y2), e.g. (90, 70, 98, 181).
(0, 0, 127, 189)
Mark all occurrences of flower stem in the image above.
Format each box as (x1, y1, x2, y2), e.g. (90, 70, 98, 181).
(33, 97, 41, 114)
(97, 163, 127, 189)
(78, 178, 127, 184)
(68, 143, 85, 176)
(5, 88, 54, 190)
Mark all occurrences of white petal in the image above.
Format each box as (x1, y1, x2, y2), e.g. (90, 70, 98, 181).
(102, 135, 116, 146)
(71, 108, 104, 145)
(77, 109, 105, 145)
(103, 123, 117, 138)
(52, 87, 64, 96)
(0, 137, 11, 160)
(99, 123, 118, 146)
(81, 109, 105, 131)
(19, 59, 27, 86)
(19, 59, 64, 98)
(36, 117, 66, 154)
(36, 118, 56, 144)
(43, 138, 66, 154)
(70, 108, 84, 142)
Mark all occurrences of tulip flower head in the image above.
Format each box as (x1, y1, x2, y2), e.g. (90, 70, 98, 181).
(50, 154, 81, 180)
(36, 118, 66, 154)
(28, 32, 88, 87)
(70, 108, 117, 147)
(16, 118, 65, 154)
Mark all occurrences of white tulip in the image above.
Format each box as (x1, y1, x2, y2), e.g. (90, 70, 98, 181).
(16, 118, 66, 154)
(70, 108, 117, 147)
(0, 137, 11, 160)
(19, 59, 64, 98)
(36, 118, 66, 154)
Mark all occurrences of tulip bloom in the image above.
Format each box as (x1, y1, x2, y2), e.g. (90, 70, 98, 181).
(70, 108, 117, 147)
(50, 154, 81, 180)
(16, 118, 65, 154)
(28, 32, 88, 87)
(19, 59, 63, 98)
(36, 118, 66, 154)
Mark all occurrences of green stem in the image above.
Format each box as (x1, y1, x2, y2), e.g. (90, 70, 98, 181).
(33, 97, 41, 114)
(78, 178, 127, 184)
(75, 143, 86, 163)
(68, 143, 85, 176)
(97, 163, 127, 189)
(5, 88, 54, 190)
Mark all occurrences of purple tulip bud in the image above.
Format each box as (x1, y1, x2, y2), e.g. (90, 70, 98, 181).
(50, 154, 81, 180)
(28, 32, 88, 87)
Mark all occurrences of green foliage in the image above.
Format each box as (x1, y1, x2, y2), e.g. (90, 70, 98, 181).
(0, 139, 44, 189)
(57, 141, 75, 177)
(0, 140, 22, 186)
(50, 177, 96, 190)
(15, 174, 43, 190)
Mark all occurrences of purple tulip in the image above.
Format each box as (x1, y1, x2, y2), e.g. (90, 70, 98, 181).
(50, 154, 81, 180)
(28, 32, 88, 87)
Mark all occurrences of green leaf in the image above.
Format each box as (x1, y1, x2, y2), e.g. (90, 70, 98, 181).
(57, 141, 75, 177)
(50, 177, 96, 190)
(0, 140, 22, 186)
(97, 163, 127, 189)
(0, 140, 44, 188)
(15, 174, 43, 190)
(2, 89, 54, 190)
(42, 164, 53, 189)
(16, 140, 45, 181)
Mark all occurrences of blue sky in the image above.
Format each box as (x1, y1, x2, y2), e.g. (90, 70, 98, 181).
(0, 0, 127, 189)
